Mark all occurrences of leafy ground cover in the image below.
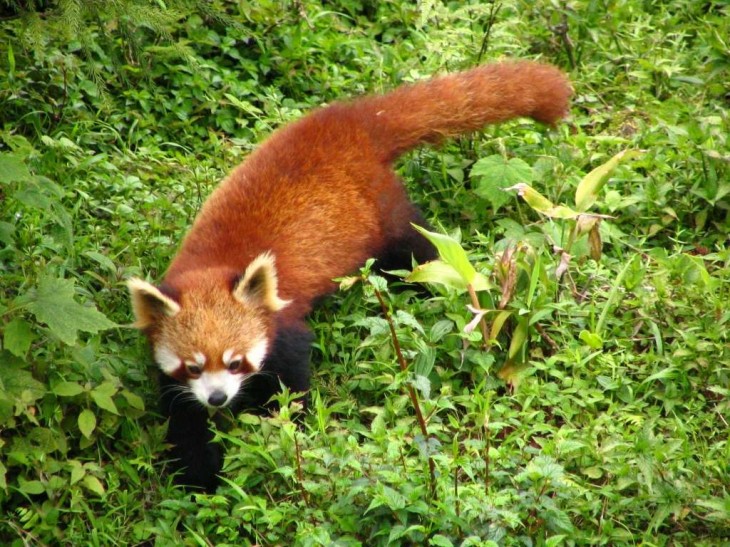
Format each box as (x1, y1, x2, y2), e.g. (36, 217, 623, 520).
(0, 0, 728, 545)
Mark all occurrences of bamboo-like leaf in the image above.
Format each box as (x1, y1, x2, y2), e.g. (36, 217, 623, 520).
(412, 226, 478, 285)
(575, 149, 641, 211)
(507, 316, 529, 361)
(489, 310, 513, 341)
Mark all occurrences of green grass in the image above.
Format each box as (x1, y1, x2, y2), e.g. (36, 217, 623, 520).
(1, 0, 728, 545)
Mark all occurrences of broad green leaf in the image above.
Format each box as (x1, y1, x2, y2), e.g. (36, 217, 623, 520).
(0, 360, 46, 402)
(13, 176, 64, 210)
(53, 381, 85, 397)
(69, 461, 85, 485)
(0, 152, 30, 184)
(121, 390, 145, 410)
(0, 461, 6, 490)
(91, 382, 119, 414)
(579, 330, 603, 349)
(471, 155, 533, 212)
(81, 474, 105, 496)
(3, 318, 34, 357)
(18, 478, 45, 495)
(575, 149, 641, 211)
(506, 183, 579, 218)
(412, 225, 476, 284)
(78, 409, 97, 438)
(15, 276, 117, 346)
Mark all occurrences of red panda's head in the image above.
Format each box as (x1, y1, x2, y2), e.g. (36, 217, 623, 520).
(127, 253, 289, 408)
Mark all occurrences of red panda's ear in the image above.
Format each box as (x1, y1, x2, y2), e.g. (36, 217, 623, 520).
(127, 278, 181, 329)
(233, 252, 290, 312)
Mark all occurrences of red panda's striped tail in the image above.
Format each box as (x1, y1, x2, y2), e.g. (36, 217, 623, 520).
(354, 61, 572, 162)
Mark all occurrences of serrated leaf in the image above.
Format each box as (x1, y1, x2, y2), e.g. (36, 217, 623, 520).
(13, 176, 64, 210)
(0, 362, 45, 402)
(3, 318, 34, 357)
(472, 155, 533, 212)
(412, 226, 476, 284)
(0, 153, 31, 184)
(53, 381, 85, 397)
(575, 149, 641, 211)
(78, 409, 97, 438)
(15, 276, 117, 346)
(546, 535, 568, 547)
(0, 221, 14, 245)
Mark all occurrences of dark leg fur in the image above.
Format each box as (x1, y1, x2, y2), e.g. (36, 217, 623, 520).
(232, 324, 313, 414)
(160, 373, 222, 492)
(376, 206, 437, 273)
(161, 325, 313, 492)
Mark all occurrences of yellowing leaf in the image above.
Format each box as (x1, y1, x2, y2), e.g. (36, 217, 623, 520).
(506, 184, 579, 219)
(575, 149, 641, 211)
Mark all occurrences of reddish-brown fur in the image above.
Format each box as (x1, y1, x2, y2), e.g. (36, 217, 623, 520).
(129, 60, 571, 491)
(161, 61, 571, 328)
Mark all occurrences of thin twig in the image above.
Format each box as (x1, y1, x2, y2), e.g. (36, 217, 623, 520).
(293, 430, 309, 506)
(370, 282, 437, 498)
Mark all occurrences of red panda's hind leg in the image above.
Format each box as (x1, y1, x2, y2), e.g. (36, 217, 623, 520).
(375, 204, 437, 274)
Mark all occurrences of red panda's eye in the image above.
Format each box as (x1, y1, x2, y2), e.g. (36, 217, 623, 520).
(227, 359, 242, 372)
(186, 364, 203, 376)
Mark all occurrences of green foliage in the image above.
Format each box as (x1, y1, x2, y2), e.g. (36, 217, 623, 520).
(1, 0, 729, 545)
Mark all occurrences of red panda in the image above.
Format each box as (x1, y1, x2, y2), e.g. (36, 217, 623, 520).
(128, 61, 571, 491)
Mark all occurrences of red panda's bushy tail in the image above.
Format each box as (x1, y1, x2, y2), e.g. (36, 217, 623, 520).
(352, 61, 572, 162)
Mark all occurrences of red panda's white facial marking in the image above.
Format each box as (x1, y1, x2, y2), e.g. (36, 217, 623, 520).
(189, 370, 243, 408)
(244, 339, 268, 371)
(154, 345, 183, 375)
(128, 254, 288, 407)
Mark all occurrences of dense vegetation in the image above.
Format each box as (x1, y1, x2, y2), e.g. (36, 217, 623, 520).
(1, 0, 728, 544)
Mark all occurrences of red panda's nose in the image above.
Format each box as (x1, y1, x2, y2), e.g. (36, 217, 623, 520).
(208, 391, 228, 407)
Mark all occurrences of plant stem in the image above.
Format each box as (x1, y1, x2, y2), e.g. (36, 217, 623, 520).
(467, 282, 490, 347)
(371, 282, 437, 499)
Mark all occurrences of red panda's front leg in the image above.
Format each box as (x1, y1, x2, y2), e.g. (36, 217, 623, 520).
(159, 372, 224, 492)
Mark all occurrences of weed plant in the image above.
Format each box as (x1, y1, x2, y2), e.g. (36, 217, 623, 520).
(0, 0, 728, 545)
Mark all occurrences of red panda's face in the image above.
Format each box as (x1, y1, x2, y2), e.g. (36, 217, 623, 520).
(128, 253, 290, 408)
